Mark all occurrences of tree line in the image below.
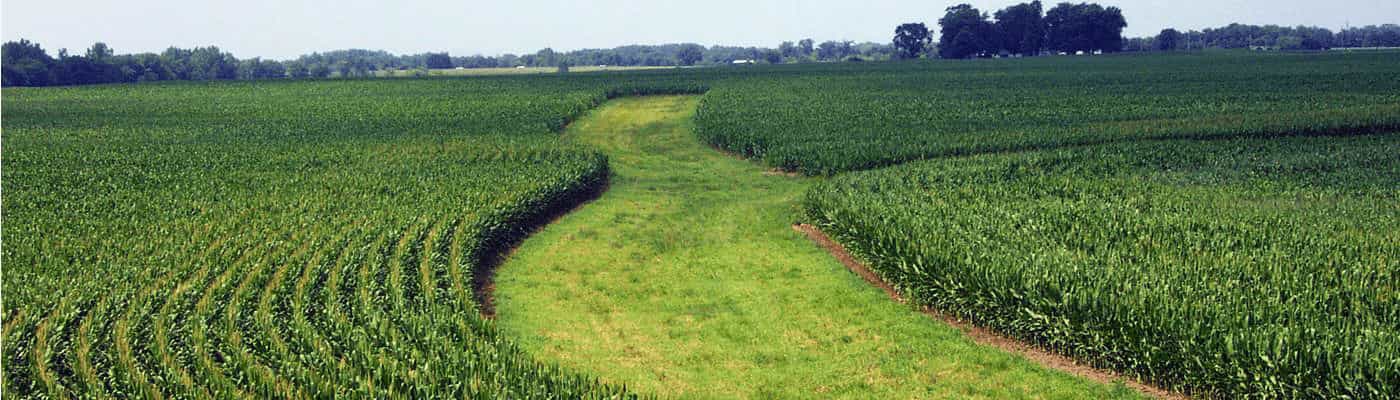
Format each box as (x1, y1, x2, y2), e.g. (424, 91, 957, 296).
(0, 42, 410, 86)
(1127, 23, 1400, 52)
(2, 38, 900, 87)
(5, 7, 1397, 87)
(891, 1, 1127, 59)
(0, 42, 521, 87)
(451, 41, 894, 69)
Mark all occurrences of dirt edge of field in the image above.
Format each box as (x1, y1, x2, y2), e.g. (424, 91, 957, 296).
(473, 178, 611, 318)
(793, 223, 1187, 400)
(703, 142, 804, 177)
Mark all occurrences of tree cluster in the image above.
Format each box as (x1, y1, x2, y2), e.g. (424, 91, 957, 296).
(893, 2, 1127, 59)
(2, 40, 248, 86)
(568, 44, 697, 66)
(424, 53, 453, 69)
(293, 49, 424, 77)
(1043, 2, 1126, 54)
(892, 23, 932, 59)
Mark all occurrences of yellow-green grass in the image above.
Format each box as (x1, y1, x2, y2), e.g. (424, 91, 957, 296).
(492, 95, 1141, 399)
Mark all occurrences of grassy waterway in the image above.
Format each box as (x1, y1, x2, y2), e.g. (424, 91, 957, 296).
(492, 96, 1139, 399)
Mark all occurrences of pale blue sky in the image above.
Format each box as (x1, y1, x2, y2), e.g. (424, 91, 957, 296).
(3, 0, 1397, 59)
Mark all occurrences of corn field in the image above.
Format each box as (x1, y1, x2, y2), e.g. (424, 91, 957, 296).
(694, 51, 1400, 175)
(5, 51, 1398, 398)
(0, 78, 692, 398)
(804, 135, 1400, 398)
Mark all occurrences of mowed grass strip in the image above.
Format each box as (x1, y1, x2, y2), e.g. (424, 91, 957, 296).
(492, 95, 1141, 399)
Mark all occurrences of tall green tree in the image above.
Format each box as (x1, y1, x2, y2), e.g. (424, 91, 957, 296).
(1045, 2, 1126, 54)
(938, 4, 995, 58)
(160, 47, 193, 79)
(2, 39, 56, 86)
(778, 41, 797, 59)
(892, 23, 931, 59)
(761, 48, 783, 64)
(816, 40, 855, 60)
(1294, 26, 1334, 50)
(994, 1, 1046, 55)
(425, 52, 453, 69)
(535, 48, 558, 67)
(1156, 28, 1183, 51)
(943, 30, 984, 60)
(85, 42, 114, 62)
(1091, 6, 1127, 52)
(188, 46, 237, 80)
(797, 38, 815, 58)
(676, 43, 704, 66)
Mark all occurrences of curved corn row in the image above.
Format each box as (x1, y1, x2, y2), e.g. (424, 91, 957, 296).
(804, 135, 1400, 398)
(3, 158, 627, 398)
(4, 77, 660, 398)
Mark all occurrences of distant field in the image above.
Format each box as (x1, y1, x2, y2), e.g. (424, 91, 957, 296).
(5, 51, 1398, 399)
(377, 65, 676, 77)
(695, 51, 1400, 174)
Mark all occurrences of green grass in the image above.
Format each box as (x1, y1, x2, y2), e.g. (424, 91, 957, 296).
(493, 95, 1140, 399)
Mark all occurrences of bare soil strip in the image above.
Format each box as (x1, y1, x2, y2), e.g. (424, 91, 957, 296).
(793, 223, 1187, 400)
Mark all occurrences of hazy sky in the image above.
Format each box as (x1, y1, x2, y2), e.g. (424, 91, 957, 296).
(4, 1, 1398, 59)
